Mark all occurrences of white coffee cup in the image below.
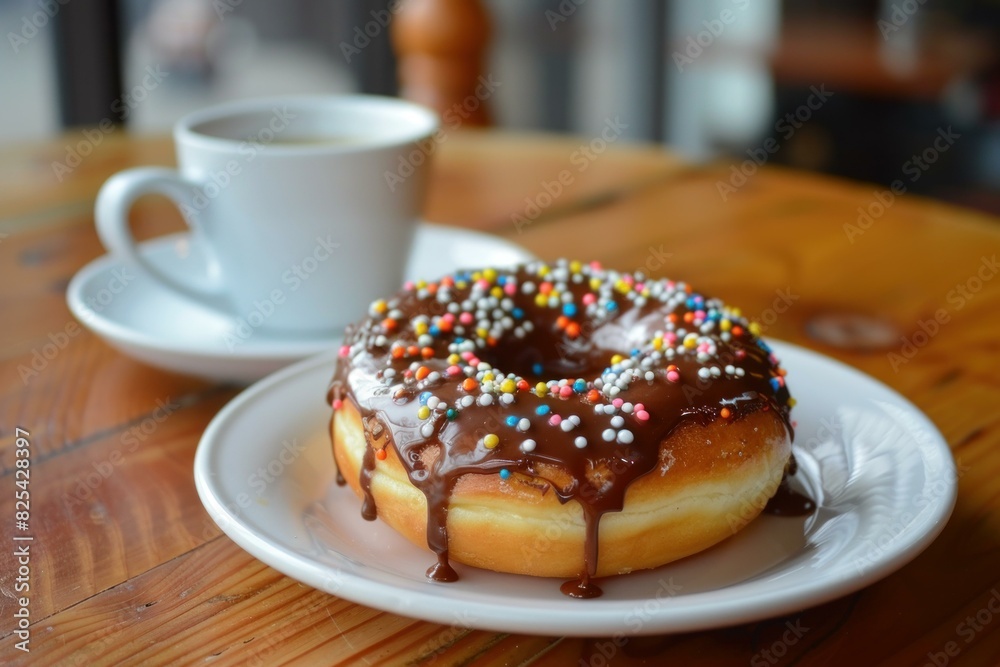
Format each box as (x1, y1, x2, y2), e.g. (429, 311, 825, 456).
(96, 95, 439, 336)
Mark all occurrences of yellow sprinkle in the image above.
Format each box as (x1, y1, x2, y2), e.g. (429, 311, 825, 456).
(569, 260, 582, 273)
(416, 280, 427, 289)
(456, 281, 468, 289)
(447, 354, 460, 365)
(537, 265, 550, 276)
(418, 406, 431, 419)
(471, 271, 482, 281)
(788, 398, 797, 407)
(535, 382, 548, 396)
(610, 354, 623, 365)
(590, 278, 601, 290)
(372, 299, 387, 314)
(476, 327, 489, 339)
(414, 322, 428, 335)
(683, 334, 698, 349)
(749, 322, 762, 336)
(500, 379, 516, 393)
(720, 319, 731, 332)
(731, 308, 742, 317)
(491, 286, 503, 298)
(483, 268, 497, 282)
(483, 372, 494, 382)
(535, 293, 548, 307)
(483, 434, 500, 449)
(653, 337, 663, 351)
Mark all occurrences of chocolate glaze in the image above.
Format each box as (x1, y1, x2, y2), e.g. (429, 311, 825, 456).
(329, 263, 802, 597)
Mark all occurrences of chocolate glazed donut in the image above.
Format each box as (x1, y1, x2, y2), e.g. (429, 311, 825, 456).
(328, 260, 806, 598)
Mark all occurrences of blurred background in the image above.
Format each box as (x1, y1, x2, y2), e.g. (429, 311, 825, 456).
(3, 0, 999, 212)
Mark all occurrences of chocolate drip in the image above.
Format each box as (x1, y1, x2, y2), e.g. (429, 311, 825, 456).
(765, 480, 815, 516)
(327, 382, 347, 486)
(330, 265, 801, 597)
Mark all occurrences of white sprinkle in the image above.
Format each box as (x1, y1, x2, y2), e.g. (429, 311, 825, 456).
(710, 366, 722, 377)
(500, 394, 515, 405)
(384, 369, 396, 378)
(522, 282, 536, 294)
(574, 436, 588, 448)
(478, 394, 494, 406)
(736, 367, 746, 377)
(608, 386, 621, 397)
(375, 335, 387, 347)
(461, 395, 475, 407)
(621, 402, 633, 413)
(610, 416, 625, 428)
(560, 420, 574, 432)
(420, 423, 435, 438)
(569, 415, 581, 426)
(645, 371, 655, 381)
(518, 418, 530, 431)
(520, 438, 536, 452)
(616, 429, 634, 445)
(698, 367, 711, 379)
(602, 428, 616, 442)
(427, 372, 441, 383)
(603, 405, 616, 415)
(427, 396, 441, 409)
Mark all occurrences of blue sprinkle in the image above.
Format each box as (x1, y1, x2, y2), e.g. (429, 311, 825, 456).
(455, 337, 465, 343)
(770, 378, 781, 391)
(535, 405, 551, 416)
(573, 379, 586, 393)
(532, 363, 544, 375)
(562, 303, 577, 317)
(497, 276, 506, 285)
(429, 325, 440, 336)
(419, 391, 432, 406)
(505, 415, 518, 427)
(631, 348, 640, 357)
(512, 308, 525, 320)
(606, 301, 618, 311)
(499, 468, 511, 480)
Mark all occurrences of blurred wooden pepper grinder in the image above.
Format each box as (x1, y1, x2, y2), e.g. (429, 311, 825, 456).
(391, 0, 492, 126)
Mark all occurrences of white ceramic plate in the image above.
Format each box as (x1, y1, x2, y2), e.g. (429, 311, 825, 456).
(67, 222, 536, 383)
(194, 340, 956, 636)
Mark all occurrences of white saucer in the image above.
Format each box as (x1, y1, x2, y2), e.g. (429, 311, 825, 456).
(193, 340, 956, 636)
(67, 223, 537, 383)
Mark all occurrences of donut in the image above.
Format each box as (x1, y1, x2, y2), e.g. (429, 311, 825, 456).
(328, 260, 799, 597)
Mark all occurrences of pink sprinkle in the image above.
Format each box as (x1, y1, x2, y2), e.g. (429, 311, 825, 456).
(666, 370, 680, 382)
(559, 385, 573, 398)
(459, 312, 474, 325)
(469, 357, 480, 367)
(583, 293, 596, 305)
(548, 415, 562, 426)
(476, 279, 490, 290)
(332, 399, 343, 410)
(404, 281, 415, 290)
(446, 365, 461, 376)
(590, 261, 602, 270)
(664, 332, 677, 345)
(461, 351, 475, 360)
(635, 282, 645, 292)
(338, 345, 350, 358)
(634, 403, 644, 411)
(623, 275, 634, 285)
(504, 283, 517, 295)
(695, 310, 706, 320)
(442, 312, 455, 322)
(612, 398, 624, 408)
(635, 410, 649, 421)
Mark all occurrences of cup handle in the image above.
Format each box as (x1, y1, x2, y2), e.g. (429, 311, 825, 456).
(95, 167, 229, 311)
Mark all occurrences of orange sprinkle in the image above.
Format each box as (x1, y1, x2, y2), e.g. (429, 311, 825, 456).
(487, 336, 498, 347)
(683, 311, 695, 323)
(720, 407, 732, 419)
(666, 364, 678, 372)
(438, 319, 452, 332)
(516, 379, 530, 391)
(565, 322, 581, 338)
(731, 326, 744, 336)
(381, 318, 397, 331)
(668, 313, 678, 324)
(539, 282, 553, 295)
(415, 366, 430, 380)
(778, 368, 787, 376)
(587, 389, 601, 402)
(462, 377, 478, 392)
(426, 283, 438, 294)
(391, 347, 404, 359)
(556, 315, 569, 329)
(376, 448, 387, 460)
(421, 347, 434, 359)
(441, 276, 454, 287)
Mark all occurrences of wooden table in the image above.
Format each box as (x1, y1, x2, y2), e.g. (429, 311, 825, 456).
(2, 129, 999, 665)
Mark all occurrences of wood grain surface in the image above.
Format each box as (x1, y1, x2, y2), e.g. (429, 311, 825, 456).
(0, 128, 998, 666)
